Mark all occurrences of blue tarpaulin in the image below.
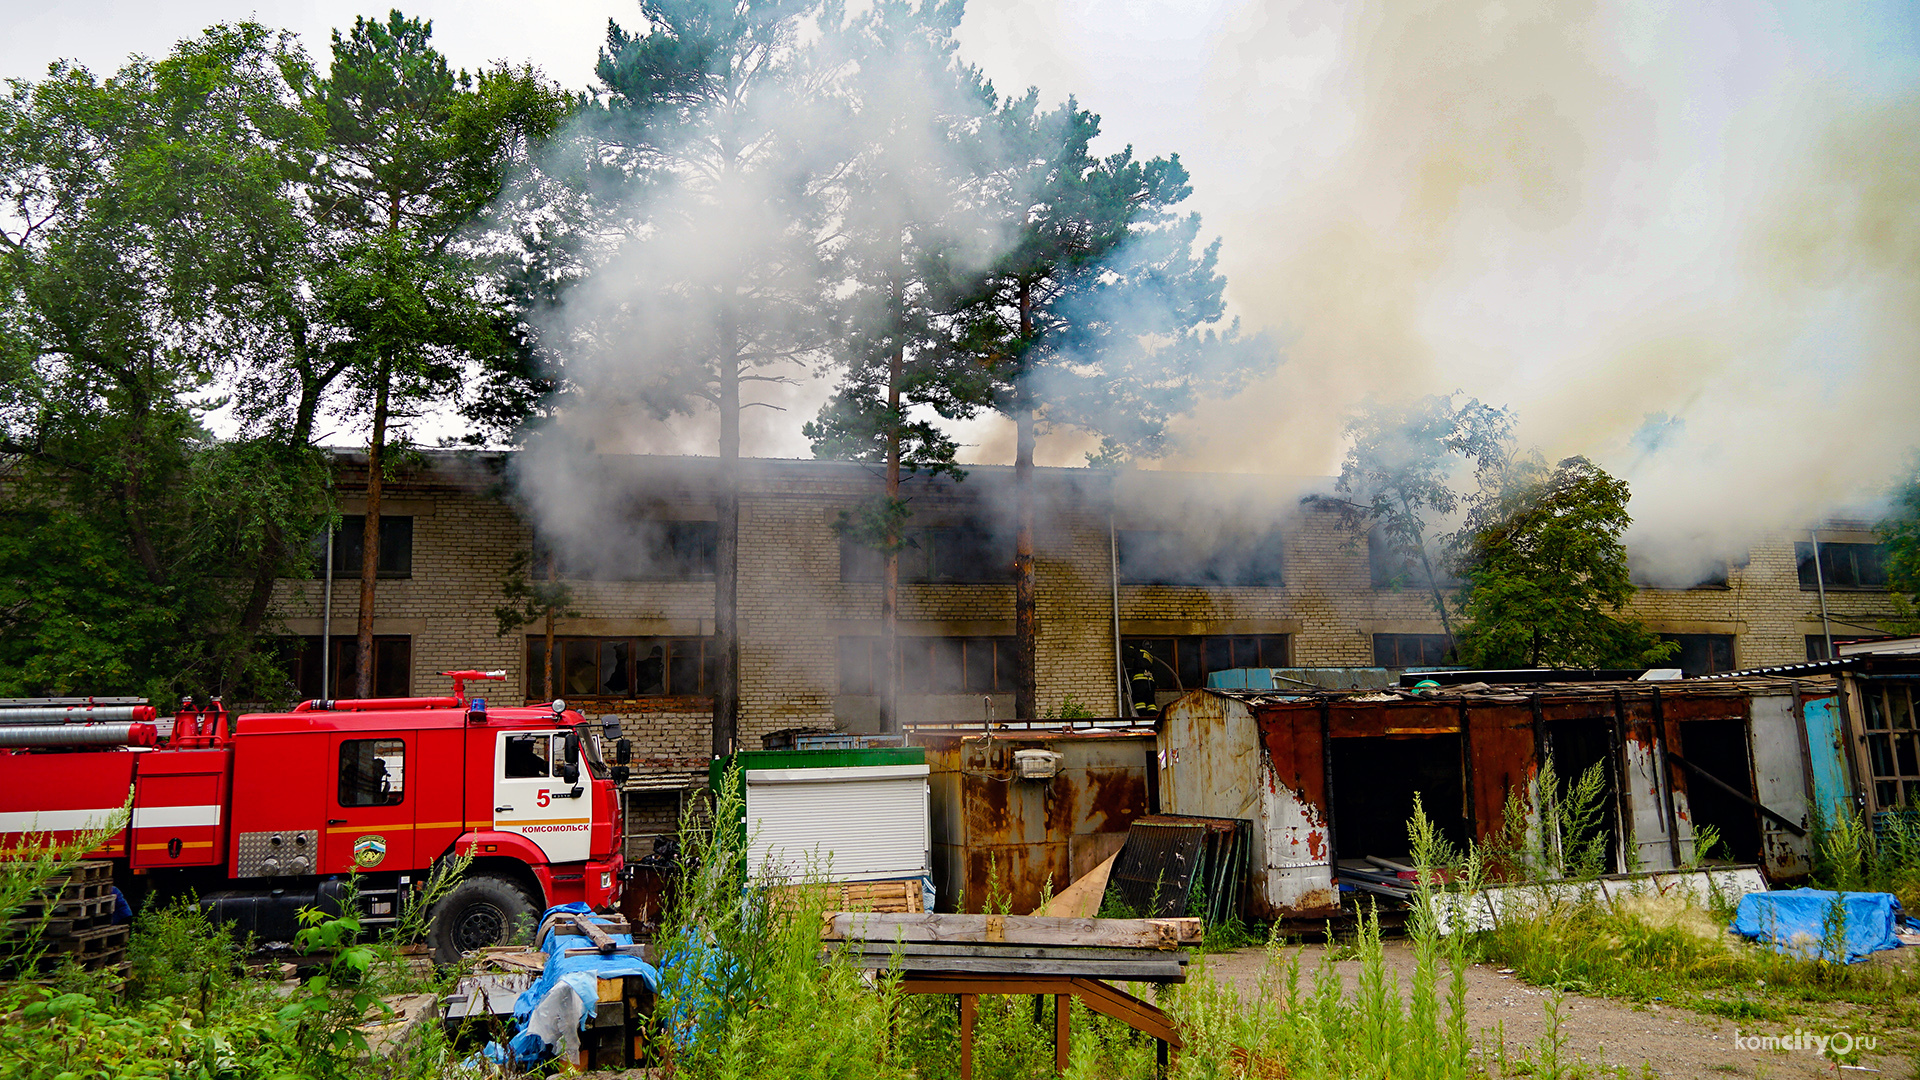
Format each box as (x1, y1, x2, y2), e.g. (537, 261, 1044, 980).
(500, 903, 659, 1065)
(1729, 889, 1904, 963)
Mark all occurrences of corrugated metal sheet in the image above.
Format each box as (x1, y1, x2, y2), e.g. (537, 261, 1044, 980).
(745, 765, 929, 883)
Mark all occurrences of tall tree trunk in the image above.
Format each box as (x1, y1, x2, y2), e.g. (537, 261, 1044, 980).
(880, 270, 904, 735)
(1013, 284, 1038, 721)
(713, 319, 741, 759)
(355, 364, 389, 699)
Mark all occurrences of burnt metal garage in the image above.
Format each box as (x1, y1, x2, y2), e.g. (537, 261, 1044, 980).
(1157, 680, 1829, 919)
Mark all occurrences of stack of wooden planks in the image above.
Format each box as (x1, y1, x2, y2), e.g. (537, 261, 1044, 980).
(822, 912, 1200, 1079)
(770, 878, 925, 916)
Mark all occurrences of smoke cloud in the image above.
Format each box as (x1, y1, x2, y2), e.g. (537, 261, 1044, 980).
(947, 0, 1920, 570)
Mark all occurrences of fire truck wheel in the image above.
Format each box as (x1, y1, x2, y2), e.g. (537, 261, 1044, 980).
(429, 875, 535, 964)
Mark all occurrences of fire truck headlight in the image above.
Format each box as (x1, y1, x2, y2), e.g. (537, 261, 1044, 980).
(600, 871, 612, 891)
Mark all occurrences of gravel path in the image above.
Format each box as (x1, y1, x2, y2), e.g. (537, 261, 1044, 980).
(1198, 941, 1908, 1079)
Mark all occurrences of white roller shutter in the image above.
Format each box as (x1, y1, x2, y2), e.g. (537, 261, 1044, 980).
(744, 764, 929, 883)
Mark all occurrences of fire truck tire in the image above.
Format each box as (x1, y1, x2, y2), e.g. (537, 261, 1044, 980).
(428, 875, 536, 964)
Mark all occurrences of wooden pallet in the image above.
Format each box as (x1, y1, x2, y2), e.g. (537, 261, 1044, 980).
(12, 893, 115, 934)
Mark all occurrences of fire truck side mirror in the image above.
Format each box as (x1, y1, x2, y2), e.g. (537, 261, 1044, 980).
(611, 765, 630, 786)
(615, 738, 631, 765)
(562, 730, 580, 766)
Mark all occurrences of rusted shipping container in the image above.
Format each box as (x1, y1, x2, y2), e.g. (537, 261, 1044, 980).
(912, 723, 1155, 914)
(1160, 681, 1836, 919)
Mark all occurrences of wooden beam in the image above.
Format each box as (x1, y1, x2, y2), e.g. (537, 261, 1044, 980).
(824, 912, 1199, 949)
(831, 941, 1190, 963)
(844, 954, 1186, 982)
(1054, 993, 1070, 1074)
(960, 993, 976, 1080)
(891, 973, 1185, 1052)
(570, 914, 618, 954)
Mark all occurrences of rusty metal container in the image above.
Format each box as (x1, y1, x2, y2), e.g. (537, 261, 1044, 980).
(912, 723, 1154, 914)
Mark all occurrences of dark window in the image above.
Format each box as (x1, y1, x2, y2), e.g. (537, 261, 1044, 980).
(1117, 530, 1285, 586)
(1122, 635, 1290, 701)
(1629, 553, 1729, 590)
(1807, 636, 1831, 661)
(526, 636, 714, 700)
(840, 524, 1013, 584)
(503, 734, 558, 779)
(1373, 634, 1454, 667)
(1659, 634, 1736, 676)
(1367, 527, 1457, 590)
(542, 519, 718, 580)
(282, 636, 411, 699)
(837, 636, 1015, 693)
(317, 516, 413, 579)
(1860, 681, 1920, 810)
(1796, 542, 1888, 590)
(338, 738, 405, 807)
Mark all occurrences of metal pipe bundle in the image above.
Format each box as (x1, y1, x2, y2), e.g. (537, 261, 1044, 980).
(0, 704, 156, 725)
(0, 722, 157, 747)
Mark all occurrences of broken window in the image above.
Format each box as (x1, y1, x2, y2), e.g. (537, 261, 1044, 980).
(1796, 541, 1888, 590)
(839, 524, 1014, 584)
(1659, 634, 1736, 676)
(526, 636, 714, 700)
(541, 519, 718, 580)
(282, 635, 411, 700)
(314, 515, 413, 579)
(1372, 634, 1454, 668)
(837, 636, 1014, 694)
(1861, 681, 1920, 810)
(1122, 635, 1289, 702)
(1116, 530, 1285, 586)
(338, 738, 405, 807)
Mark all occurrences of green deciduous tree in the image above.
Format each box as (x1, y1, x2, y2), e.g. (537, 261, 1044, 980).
(0, 24, 332, 698)
(1451, 455, 1674, 669)
(1312, 393, 1513, 649)
(1880, 462, 1920, 634)
(954, 96, 1270, 719)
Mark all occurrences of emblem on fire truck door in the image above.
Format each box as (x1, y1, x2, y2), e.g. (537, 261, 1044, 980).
(352, 835, 388, 868)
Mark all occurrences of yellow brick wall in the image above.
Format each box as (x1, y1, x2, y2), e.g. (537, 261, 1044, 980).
(281, 455, 1900, 768)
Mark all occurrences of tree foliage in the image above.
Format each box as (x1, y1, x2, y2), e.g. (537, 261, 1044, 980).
(0, 24, 332, 699)
(1451, 455, 1673, 669)
(1880, 462, 1920, 635)
(1315, 393, 1512, 645)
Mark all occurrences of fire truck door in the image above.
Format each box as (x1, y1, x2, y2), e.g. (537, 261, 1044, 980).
(492, 730, 590, 864)
(323, 735, 417, 874)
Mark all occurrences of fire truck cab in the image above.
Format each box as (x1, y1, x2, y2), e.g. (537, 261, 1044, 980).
(0, 672, 626, 962)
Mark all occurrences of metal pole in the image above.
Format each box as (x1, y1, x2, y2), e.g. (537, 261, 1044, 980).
(322, 520, 334, 698)
(1110, 505, 1130, 718)
(1810, 530, 1834, 659)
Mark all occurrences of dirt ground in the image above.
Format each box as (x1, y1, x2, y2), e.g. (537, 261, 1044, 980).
(1200, 941, 1915, 1079)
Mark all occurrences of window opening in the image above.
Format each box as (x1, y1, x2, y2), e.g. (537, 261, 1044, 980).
(338, 739, 405, 807)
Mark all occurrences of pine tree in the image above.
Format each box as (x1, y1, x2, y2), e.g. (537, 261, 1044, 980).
(593, 0, 835, 755)
(953, 96, 1269, 718)
(801, 0, 997, 732)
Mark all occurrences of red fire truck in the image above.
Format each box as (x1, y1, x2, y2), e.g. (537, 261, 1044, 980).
(0, 671, 627, 962)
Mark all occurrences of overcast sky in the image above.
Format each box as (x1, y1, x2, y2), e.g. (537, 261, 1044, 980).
(6, 0, 1919, 546)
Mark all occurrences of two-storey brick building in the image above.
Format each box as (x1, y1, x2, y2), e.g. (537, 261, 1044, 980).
(271, 450, 1903, 850)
